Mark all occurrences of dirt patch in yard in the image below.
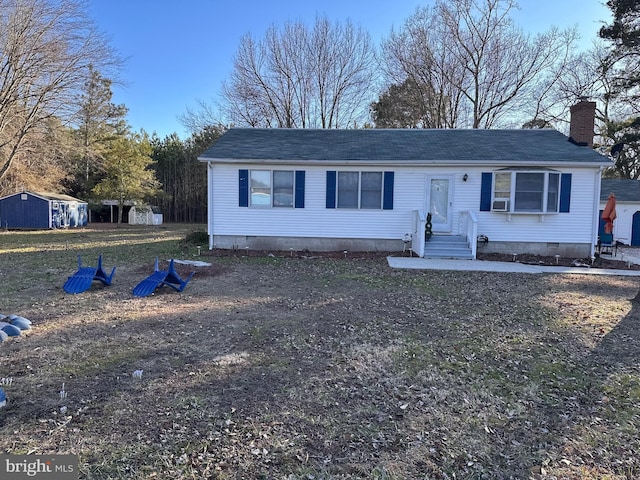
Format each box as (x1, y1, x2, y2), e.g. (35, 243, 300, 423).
(204, 247, 640, 270)
(1, 227, 639, 479)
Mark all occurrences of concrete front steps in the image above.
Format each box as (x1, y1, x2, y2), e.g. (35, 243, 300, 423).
(424, 234, 474, 259)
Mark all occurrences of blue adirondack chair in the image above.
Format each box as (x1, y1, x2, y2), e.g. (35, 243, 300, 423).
(132, 258, 195, 297)
(63, 255, 116, 294)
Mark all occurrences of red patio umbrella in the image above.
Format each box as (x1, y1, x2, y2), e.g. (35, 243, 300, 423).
(602, 192, 617, 234)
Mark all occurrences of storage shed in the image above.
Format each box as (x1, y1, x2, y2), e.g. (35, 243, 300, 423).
(128, 205, 163, 225)
(0, 191, 88, 229)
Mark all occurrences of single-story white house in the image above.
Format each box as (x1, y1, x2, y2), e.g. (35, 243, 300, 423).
(599, 179, 640, 246)
(198, 100, 612, 258)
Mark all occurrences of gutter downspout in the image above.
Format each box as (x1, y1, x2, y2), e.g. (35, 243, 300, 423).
(208, 161, 214, 250)
(592, 166, 605, 257)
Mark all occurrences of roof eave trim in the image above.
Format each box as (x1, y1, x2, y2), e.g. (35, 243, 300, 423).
(198, 157, 612, 168)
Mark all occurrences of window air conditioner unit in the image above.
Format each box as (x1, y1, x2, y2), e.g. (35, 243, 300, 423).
(492, 199, 510, 212)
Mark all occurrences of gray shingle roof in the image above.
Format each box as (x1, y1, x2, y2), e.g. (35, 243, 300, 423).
(199, 128, 611, 165)
(600, 179, 640, 202)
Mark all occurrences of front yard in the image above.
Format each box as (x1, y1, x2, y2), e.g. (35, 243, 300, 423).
(0, 225, 639, 479)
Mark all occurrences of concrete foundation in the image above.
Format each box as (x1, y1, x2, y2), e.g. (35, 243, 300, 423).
(210, 235, 593, 258)
(210, 235, 403, 252)
(476, 240, 592, 258)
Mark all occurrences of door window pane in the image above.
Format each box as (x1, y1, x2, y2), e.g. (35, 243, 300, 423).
(430, 179, 449, 224)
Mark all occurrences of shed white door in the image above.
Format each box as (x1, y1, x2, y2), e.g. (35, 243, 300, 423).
(427, 176, 453, 233)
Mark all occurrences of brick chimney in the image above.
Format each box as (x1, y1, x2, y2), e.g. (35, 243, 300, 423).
(569, 97, 596, 147)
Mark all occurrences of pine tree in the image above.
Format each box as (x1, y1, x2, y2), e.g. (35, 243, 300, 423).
(70, 66, 128, 198)
(92, 131, 161, 224)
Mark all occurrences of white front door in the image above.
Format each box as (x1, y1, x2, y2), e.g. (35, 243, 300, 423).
(427, 176, 453, 233)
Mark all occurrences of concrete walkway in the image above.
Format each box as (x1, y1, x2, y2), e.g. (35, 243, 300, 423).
(387, 245, 640, 276)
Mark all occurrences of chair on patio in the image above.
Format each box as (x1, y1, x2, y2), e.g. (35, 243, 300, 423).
(597, 233, 617, 256)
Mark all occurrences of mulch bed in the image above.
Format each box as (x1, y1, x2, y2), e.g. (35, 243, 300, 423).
(476, 252, 640, 270)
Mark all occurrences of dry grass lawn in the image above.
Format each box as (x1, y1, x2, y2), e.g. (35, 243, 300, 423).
(1, 224, 639, 479)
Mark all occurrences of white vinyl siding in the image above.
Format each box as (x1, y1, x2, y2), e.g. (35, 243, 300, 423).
(210, 165, 408, 240)
(477, 169, 598, 244)
(207, 164, 600, 246)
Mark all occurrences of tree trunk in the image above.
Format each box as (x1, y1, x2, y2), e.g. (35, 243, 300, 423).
(118, 198, 124, 225)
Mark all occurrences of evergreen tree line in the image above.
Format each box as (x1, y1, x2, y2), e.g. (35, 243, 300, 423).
(150, 127, 224, 223)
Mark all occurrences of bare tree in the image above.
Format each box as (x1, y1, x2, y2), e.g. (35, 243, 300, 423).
(309, 17, 377, 128)
(221, 16, 376, 128)
(0, 0, 121, 183)
(179, 99, 226, 134)
(529, 43, 618, 130)
(0, 116, 73, 196)
(379, 0, 578, 129)
(442, 0, 579, 128)
(380, 6, 466, 128)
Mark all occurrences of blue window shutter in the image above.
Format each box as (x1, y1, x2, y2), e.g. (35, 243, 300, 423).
(383, 171, 394, 210)
(559, 173, 572, 213)
(326, 171, 336, 208)
(239, 169, 249, 207)
(480, 172, 492, 211)
(295, 171, 305, 208)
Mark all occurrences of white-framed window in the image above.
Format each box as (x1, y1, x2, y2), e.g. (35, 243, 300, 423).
(250, 170, 271, 206)
(273, 170, 294, 207)
(337, 171, 383, 209)
(361, 172, 383, 209)
(250, 170, 295, 207)
(492, 170, 561, 213)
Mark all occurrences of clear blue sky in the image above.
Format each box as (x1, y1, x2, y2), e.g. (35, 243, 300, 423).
(87, 0, 611, 140)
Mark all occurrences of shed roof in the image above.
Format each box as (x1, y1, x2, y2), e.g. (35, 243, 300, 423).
(199, 128, 611, 166)
(600, 179, 640, 203)
(0, 191, 86, 203)
(34, 192, 87, 203)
